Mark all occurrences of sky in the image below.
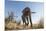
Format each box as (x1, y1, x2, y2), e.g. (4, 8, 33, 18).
(5, 0, 44, 24)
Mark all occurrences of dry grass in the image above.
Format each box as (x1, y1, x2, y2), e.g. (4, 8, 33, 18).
(5, 21, 44, 30)
(5, 21, 31, 30)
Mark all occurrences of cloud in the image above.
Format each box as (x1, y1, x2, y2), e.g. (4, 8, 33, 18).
(8, 0, 43, 2)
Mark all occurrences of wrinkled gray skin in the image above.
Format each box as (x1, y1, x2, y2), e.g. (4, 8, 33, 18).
(22, 7, 32, 27)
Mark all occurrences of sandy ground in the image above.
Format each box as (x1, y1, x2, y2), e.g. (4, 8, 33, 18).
(5, 21, 32, 30)
(5, 21, 44, 31)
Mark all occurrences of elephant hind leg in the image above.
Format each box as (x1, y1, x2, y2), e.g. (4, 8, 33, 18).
(22, 16, 26, 25)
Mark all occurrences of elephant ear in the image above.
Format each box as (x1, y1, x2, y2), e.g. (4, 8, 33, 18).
(22, 7, 30, 13)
